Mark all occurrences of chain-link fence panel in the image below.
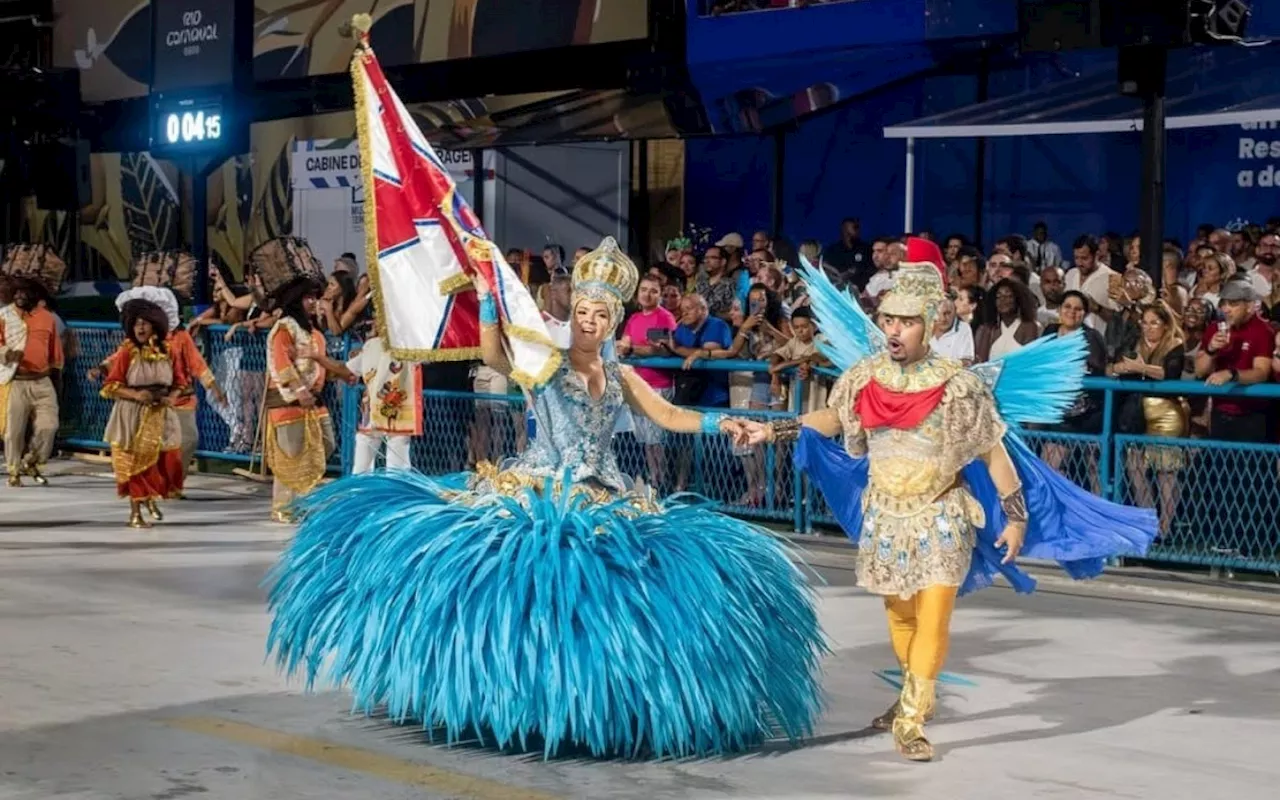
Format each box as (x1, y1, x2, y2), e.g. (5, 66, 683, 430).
(59, 322, 123, 447)
(63, 322, 349, 470)
(54, 334, 1280, 573)
(1114, 435, 1280, 572)
(1016, 430, 1106, 495)
(197, 325, 350, 468)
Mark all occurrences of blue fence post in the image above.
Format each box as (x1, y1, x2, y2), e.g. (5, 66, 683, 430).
(763, 437, 777, 513)
(791, 375, 805, 534)
(1099, 385, 1115, 501)
(338, 334, 359, 476)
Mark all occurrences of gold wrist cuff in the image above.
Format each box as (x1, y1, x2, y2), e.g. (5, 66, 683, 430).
(770, 418, 802, 443)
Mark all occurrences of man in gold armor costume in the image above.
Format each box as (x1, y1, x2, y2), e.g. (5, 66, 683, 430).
(743, 239, 1030, 762)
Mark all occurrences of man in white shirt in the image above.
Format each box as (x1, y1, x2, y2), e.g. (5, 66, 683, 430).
(929, 297, 974, 365)
(1246, 231, 1278, 299)
(1026, 221, 1062, 270)
(1063, 235, 1118, 336)
(865, 238, 902, 300)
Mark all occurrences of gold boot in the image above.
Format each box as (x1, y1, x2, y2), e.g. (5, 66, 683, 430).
(871, 700, 902, 731)
(873, 693, 935, 731)
(873, 665, 936, 731)
(270, 508, 295, 525)
(872, 663, 906, 730)
(145, 499, 164, 521)
(128, 500, 152, 529)
(6, 470, 20, 488)
(892, 671, 937, 762)
(22, 457, 47, 486)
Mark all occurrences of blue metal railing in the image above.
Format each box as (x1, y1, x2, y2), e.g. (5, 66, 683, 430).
(57, 322, 1280, 573)
(61, 322, 353, 470)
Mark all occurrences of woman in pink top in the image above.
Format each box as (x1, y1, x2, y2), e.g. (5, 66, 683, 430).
(616, 275, 678, 490)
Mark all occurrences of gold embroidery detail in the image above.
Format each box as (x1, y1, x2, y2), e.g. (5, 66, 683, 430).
(134, 341, 170, 362)
(459, 460, 661, 515)
(111, 404, 167, 483)
(867, 352, 961, 392)
(856, 486, 982, 599)
(265, 413, 329, 495)
(268, 319, 320, 402)
(438, 272, 473, 295)
(829, 356, 1008, 599)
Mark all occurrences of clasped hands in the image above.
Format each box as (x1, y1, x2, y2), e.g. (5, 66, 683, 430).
(715, 417, 773, 446)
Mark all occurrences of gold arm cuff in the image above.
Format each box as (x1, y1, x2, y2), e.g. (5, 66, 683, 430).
(999, 485, 1028, 524)
(770, 418, 802, 443)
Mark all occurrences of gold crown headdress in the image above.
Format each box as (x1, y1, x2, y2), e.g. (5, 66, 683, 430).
(571, 236, 639, 331)
(877, 237, 947, 327)
(879, 263, 947, 327)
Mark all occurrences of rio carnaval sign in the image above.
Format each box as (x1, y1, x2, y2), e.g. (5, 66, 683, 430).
(165, 10, 218, 55)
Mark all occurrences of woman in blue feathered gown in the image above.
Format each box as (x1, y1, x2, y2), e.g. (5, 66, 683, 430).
(266, 238, 825, 759)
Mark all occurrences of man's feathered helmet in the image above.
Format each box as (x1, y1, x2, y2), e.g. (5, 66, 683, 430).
(879, 237, 948, 328)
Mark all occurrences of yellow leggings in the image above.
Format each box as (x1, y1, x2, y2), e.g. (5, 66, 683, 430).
(883, 585, 959, 680)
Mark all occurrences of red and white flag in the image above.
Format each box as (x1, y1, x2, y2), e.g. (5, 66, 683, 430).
(348, 18, 559, 388)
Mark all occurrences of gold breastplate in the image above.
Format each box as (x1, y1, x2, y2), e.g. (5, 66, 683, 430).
(865, 409, 957, 509)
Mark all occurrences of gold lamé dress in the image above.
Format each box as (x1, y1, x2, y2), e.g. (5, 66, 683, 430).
(827, 354, 1007, 599)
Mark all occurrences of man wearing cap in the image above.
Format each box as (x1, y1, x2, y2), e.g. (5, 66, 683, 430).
(2, 274, 63, 486)
(1195, 280, 1273, 441)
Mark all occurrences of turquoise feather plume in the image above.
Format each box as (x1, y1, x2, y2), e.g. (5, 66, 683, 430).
(796, 253, 884, 371)
(266, 470, 827, 759)
(968, 328, 1088, 426)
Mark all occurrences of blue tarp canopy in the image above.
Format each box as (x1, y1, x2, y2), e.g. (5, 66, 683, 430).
(884, 47, 1280, 139)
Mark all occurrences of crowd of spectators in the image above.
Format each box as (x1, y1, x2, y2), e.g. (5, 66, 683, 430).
(575, 216, 1280, 533)
(177, 216, 1280, 538)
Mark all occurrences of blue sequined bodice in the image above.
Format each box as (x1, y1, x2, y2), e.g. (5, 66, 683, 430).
(505, 358, 628, 493)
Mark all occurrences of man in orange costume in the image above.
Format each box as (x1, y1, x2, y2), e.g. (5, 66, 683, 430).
(1, 274, 64, 487)
(264, 276, 355, 522)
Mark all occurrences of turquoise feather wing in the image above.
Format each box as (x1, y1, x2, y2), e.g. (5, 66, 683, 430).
(797, 253, 885, 371)
(968, 328, 1088, 426)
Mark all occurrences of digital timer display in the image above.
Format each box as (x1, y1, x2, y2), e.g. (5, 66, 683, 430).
(150, 95, 243, 157)
(163, 108, 223, 144)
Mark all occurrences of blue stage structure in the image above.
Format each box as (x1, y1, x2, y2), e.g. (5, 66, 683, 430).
(682, 0, 1280, 248)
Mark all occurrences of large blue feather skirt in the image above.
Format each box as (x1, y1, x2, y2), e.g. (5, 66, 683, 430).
(266, 469, 827, 759)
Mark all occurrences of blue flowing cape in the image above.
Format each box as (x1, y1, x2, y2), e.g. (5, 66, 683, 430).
(794, 428, 1158, 596)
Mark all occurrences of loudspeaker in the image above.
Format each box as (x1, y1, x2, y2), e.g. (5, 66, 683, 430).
(1019, 0, 1194, 53)
(1118, 45, 1169, 96)
(33, 138, 90, 211)
(1019, 0, 1104, 52)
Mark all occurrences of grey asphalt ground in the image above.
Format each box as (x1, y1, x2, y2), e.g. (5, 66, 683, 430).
(2, 463, 1277, 799)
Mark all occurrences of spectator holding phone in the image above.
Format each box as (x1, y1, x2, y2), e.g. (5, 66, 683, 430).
(1194, 281, 1273, 441)
(616, 275, 679, 490)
